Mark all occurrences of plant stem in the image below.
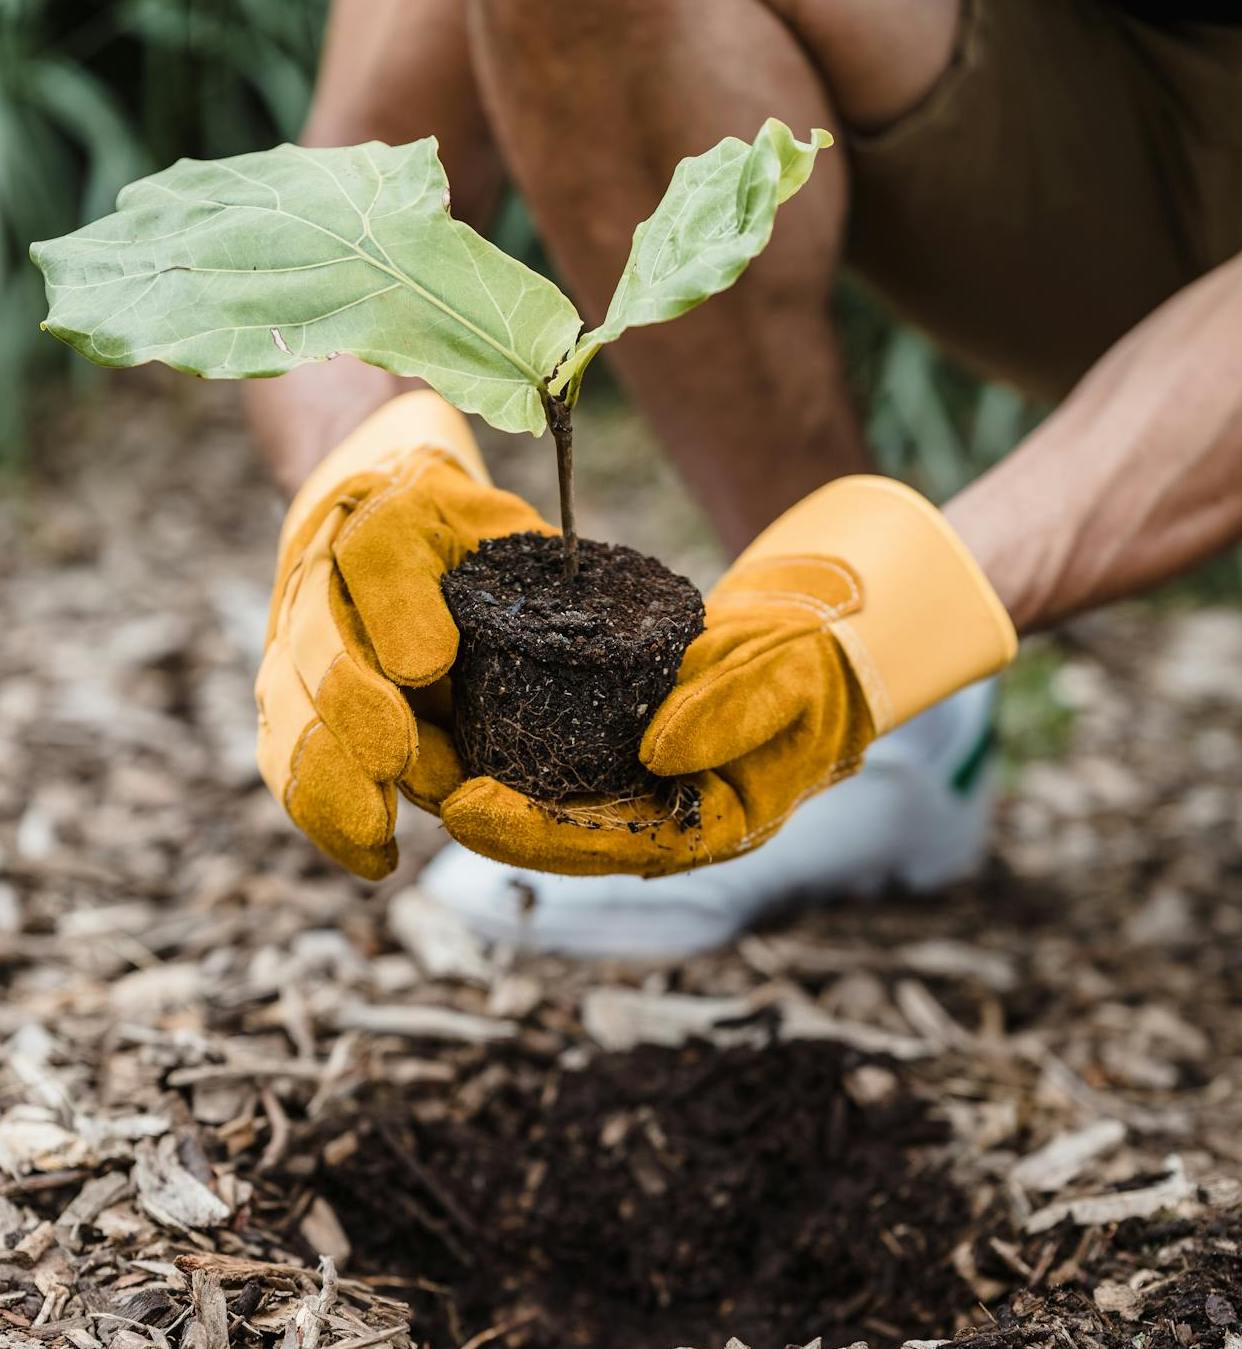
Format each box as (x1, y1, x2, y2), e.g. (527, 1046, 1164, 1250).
(543, 391, 578, 580)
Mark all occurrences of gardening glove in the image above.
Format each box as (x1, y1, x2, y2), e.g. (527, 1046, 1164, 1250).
(256, 390, 550, 879)
(440, 476, 1017, 876)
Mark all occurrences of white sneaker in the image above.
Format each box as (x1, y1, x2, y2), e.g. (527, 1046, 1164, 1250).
(418, 678, 1001, 958)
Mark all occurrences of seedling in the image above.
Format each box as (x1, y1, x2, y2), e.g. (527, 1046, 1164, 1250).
(32, 119, 831, 798)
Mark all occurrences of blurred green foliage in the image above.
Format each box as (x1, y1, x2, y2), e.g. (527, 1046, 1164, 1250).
(1, 0, 328, 455)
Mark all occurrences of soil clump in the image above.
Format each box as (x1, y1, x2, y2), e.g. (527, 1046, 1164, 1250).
(441, 531, 704, 798)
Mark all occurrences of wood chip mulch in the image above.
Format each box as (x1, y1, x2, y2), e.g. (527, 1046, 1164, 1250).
(3, 374, 1241, 1349)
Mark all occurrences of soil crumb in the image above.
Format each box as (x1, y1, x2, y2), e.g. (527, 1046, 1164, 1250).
(441, 531, 704, 797)
(308, 1039, 975, 1349)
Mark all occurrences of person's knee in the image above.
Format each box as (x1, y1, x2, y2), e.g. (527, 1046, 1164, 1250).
(767, 0, 960, 132)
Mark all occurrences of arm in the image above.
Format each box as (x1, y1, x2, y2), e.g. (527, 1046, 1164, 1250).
(248, 0, 506, 495)
(945, 251, 1242, 632)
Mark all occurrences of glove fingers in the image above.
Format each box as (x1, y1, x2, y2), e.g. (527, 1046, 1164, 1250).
(399, 719, 466, 811)
(439, 774, 747, 877)
(334, 478, 462, 689)
(708, 716, 863, 858)
(642, 626, 832, 776)
(286, 726, 399, 880)
(283, 506, 415, 783)
(256, 638, 399, 879)
(332, 462, 552, 689)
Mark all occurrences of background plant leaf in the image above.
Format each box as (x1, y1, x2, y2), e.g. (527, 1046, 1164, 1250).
(31, 138, 582, 435)
(551, 118, 831, 400)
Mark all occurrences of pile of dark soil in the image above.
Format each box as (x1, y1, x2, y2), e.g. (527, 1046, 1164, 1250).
(306, 1039, 977, 1349)
(441, 531, 704, 797)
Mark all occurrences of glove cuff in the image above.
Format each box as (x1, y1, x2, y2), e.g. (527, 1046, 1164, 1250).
(282, 390, 489, 549)
(733, 475, 1017, 733)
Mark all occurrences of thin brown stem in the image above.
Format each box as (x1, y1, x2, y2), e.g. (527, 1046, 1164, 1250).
(543, 390, 579, 580)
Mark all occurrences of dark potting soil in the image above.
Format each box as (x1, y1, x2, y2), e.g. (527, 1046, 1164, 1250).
(308, 1039, 979, 1349)
(441, 532, 704, 798)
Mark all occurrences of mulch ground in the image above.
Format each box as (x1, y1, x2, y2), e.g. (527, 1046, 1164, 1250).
(2, 372, 1241, 1349)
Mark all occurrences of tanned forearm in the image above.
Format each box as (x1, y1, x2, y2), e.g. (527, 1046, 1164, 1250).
(945, 251, 1242, 633)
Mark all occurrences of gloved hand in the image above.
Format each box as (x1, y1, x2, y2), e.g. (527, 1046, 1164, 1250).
(440, 476, 1017, 876)
(256, 391, 550, 879)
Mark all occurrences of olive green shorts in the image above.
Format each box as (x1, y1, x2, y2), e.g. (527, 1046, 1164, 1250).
(844, 0, 1242, 401)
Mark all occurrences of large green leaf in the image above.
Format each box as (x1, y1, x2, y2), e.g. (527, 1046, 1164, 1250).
(31, 138, 582, 435)
(550, 118, 831, 400)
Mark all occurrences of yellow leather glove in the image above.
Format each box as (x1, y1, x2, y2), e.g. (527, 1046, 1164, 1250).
(440, 476, 1017, 876)
(256, 391, 550, 879)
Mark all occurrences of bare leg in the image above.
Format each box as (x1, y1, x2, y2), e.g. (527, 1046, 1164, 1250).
(468, 0, 958, 553)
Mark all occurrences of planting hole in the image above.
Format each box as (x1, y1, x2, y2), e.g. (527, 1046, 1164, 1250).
(298, 1040, 979, 1349)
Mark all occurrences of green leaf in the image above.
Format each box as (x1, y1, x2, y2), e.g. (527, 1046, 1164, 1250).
(550, 118, 831, 400)
(31, 138, 582, 435)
